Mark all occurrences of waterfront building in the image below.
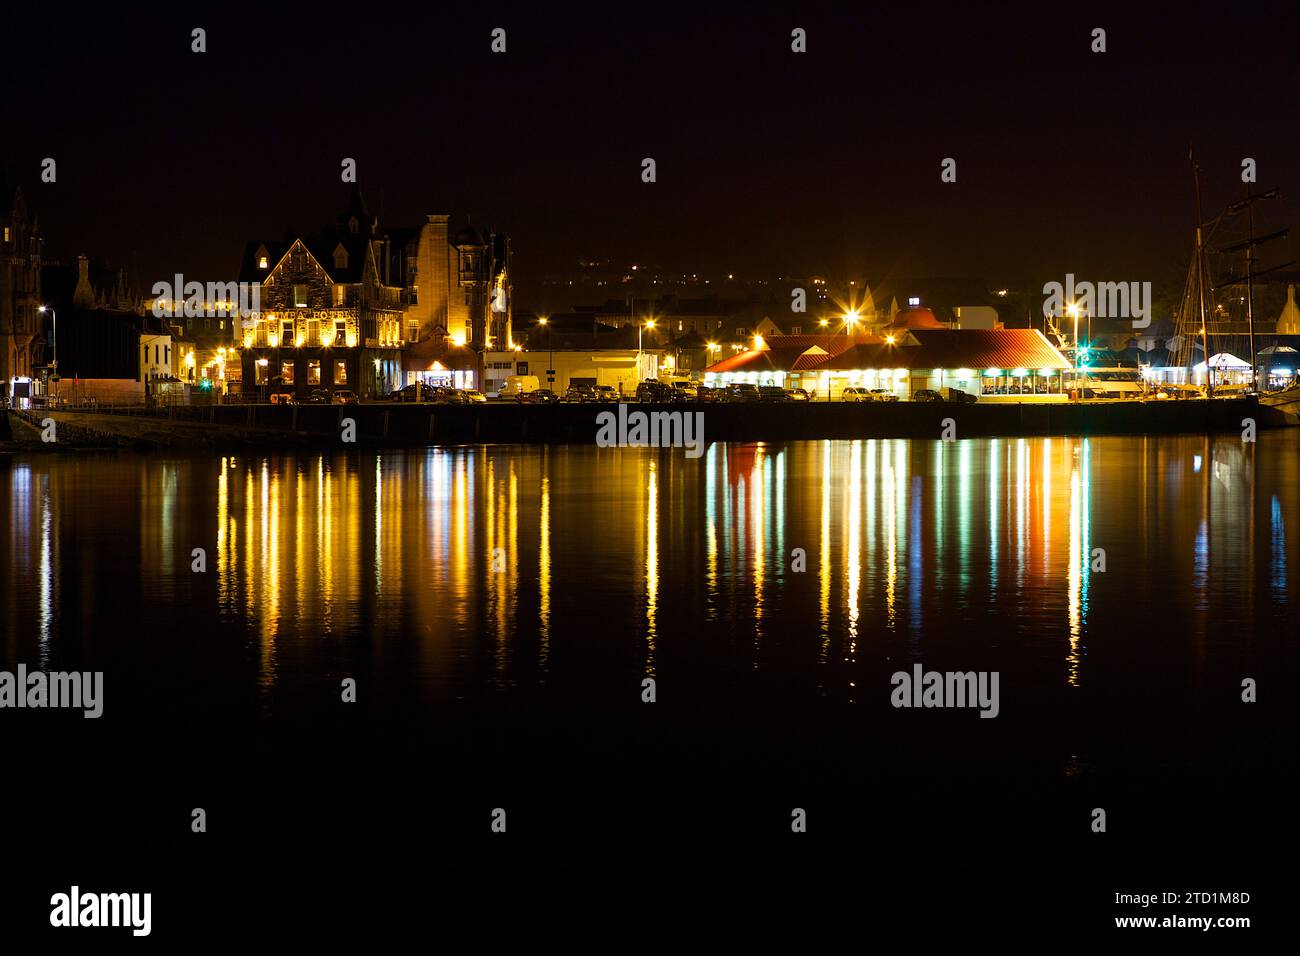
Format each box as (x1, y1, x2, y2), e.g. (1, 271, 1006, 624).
(237, 192, 403, 399)
(703, 329, 1071, 400)
(238, 193, 510, 397)
(37, 255, 152, 404)
(1, 180, 43, 405)
(480, 316, 661, 396)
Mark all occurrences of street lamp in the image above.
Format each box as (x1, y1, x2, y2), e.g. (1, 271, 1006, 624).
(38, 306, 57, 404)
(1067, 303, 1082, 397)
(538, 316, 553, 389)
(38, 306, 56, 369)
(639, 318, 655, 380)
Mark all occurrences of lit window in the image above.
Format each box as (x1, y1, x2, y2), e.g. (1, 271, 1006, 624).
(293, 285, 308, 308)
(334, 319, 347, 342)
(335, 360, 347, 385)
(255, 362, 269, 385)
(3, 227, 10, 242)
(258, 256, 268, 269)
(908, 297, 920, 306)
(281, 361, 294, 384)
(282, 321, 294, 343)
(308, 360, 321, 385)
(408, 321, 419, 342)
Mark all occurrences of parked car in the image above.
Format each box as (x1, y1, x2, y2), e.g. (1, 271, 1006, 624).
(563, 384, 597, 403)
(331, 390, 359, 405)
(670, 382, 698, 402)
(590, 384, 618, 403)
(724, 383, 761, 403)
(522, 388, 558, 404)
(869, 389, 899, 402)
(912, 389, 945, 403)
(842, 386, 871, 402)
(306, 388, 332, 404)
(462, 389, 487, 404)
(390, 383, 438, 402)
(636, 380, 675, 402)
(269, 391, 297, 405)
(785, 388, 811, 402)
(498, 375, 541, 400)
(436, 387, 469, 404)
(694, 385, 718, 402)
(758, 385, 790, 402)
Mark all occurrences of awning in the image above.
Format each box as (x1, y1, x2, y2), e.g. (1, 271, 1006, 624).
(1194, 352, 1251, 370)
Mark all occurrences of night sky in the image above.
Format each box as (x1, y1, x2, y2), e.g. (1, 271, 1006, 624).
(7, 2, 1299, 303)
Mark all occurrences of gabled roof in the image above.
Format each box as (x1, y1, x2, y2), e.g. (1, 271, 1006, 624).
(905, 329, 1070, 369)
(238, 240, 287, 283)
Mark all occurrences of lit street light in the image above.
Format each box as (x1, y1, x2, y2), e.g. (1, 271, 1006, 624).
(638, 318, 655, 380)
(538, 316, 553, 388)
(38, 306, 57, 403)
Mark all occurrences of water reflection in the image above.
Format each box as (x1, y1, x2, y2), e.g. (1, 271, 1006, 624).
(1, 435, 1295, 706)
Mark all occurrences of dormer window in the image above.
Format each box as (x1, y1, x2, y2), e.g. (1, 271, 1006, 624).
(258, 256, 268, 269)
(333, 245, 349, 270)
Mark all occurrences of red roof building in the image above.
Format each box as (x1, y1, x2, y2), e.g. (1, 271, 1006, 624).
(703, 330, 1071, 400)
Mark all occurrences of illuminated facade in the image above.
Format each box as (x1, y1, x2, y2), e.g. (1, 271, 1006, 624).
(237, 193, 404, 398)
(1, 183, 43, 404)
(238, 194, 510, 396)
(398, 216, 511, 353)
(704, 330, 1071, 400)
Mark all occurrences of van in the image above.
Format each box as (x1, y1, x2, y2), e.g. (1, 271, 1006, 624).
(498, 375, 540, 399)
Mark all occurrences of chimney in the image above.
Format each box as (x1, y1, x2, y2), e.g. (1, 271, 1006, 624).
(73, 254, 95, 310)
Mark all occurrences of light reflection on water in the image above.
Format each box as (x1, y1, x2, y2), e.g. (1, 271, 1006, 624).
(1, 435, 1294, 712)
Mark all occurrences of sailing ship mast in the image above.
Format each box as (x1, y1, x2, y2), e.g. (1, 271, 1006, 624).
(1190, 150, 1212, 393)
(1218, 188, 1287, 393)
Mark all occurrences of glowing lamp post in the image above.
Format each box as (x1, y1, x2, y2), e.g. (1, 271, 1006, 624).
(38, 306, 57, 403)
(538, 316, 554, 388)
(639, 318, 656, 381)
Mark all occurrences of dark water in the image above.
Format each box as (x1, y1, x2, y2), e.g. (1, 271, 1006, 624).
(3, 435, 1297, 934)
